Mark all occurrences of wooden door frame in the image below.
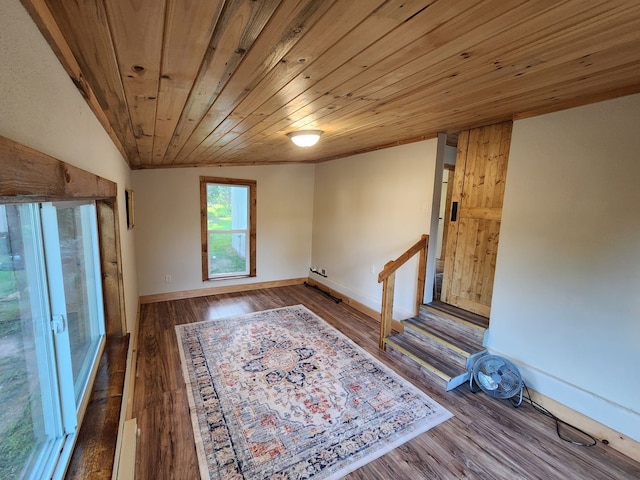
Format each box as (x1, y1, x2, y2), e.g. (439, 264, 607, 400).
(423, 133, 447, 305)
(440, 121, 512, 317)
(439, 163, 456, 269)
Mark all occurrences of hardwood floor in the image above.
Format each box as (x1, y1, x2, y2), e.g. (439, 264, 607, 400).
(132, 285, 640, 479)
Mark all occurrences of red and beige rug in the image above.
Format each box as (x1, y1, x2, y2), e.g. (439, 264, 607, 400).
(175, 305, 452, 479)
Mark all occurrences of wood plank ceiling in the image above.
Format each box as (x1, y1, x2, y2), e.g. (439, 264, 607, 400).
(21, 0, 640, 169)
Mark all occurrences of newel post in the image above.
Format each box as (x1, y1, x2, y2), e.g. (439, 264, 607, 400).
(416, 234, 428, 315)
(379, 263, 395, 350)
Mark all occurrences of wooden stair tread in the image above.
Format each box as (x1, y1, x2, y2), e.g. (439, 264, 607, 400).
(384, 334, 467, 381)
(403, 316, 484, 355)
(424, 300, 489, 329)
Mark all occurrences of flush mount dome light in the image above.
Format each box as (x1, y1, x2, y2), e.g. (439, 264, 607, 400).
(287, 130, 323, 147)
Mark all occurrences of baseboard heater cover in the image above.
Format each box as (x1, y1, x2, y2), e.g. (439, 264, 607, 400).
(115, 418, 137, 480)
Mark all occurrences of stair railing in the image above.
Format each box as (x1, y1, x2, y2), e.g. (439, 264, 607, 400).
(377, 234, 429, 350)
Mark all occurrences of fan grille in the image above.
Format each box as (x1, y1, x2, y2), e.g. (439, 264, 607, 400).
(472, 355, 522, 398)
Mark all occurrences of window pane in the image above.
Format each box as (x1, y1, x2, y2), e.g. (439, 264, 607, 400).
(0, 204, 62, 480)
(202, 178, 254, 280)
(56, 204, 104, 404)
(206, 184, 248, 231)
(229, 186, 248, 230)
(207, 185, 231, 230)
(208, 232, 247, 276)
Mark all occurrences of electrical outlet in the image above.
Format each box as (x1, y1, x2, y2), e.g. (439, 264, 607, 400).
(321, 268, 326, 276)
(165, 274, 172, 284)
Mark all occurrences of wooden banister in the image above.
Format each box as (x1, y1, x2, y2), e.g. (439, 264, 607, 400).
(378, 234, 429, 349)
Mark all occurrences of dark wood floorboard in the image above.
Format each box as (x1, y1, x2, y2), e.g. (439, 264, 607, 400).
(132, 285, 640, 479)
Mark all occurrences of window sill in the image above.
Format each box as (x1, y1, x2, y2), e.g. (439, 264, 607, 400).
(205, 273, 256, 282)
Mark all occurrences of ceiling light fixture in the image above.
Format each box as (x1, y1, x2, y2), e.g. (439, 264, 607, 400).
(287, 130, 323, 147)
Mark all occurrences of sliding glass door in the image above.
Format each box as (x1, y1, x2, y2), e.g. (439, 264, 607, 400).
(0, 202, 105, 480)
(44, 202, 105, 408)
(0, 203, 63, 479)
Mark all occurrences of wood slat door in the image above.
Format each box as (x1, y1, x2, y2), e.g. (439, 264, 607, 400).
(441, 121, 512, 317)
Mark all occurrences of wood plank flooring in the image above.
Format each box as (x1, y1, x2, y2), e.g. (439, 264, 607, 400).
(132, 285, 640, 479)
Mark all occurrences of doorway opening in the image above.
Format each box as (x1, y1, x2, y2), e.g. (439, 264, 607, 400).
(427, 121, 513, 322)
(433, 138, 457, 301)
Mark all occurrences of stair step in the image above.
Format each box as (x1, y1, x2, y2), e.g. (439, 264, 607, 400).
(404, 316, 484, 355)
(426, 300, 489, 328)
(384, 334, 469, 391)
(402, 317, 485, 369)
(419, 305, 486, 345)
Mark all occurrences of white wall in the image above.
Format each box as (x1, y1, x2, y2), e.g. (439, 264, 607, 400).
(132, 165, 315, 296)
(0, 0, 138, 332)
(312, 140, 438, 318)
(490, 94, 640, 441)
(6, 0, 637, 442)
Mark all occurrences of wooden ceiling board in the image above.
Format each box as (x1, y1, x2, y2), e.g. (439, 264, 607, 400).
(191, 0, 488, 164)
(152, 0, 226, 163)
(214, 55, 640, 166)
(159, 0, 283, 165)
(41, 0, 141, 166)
(420, 17, 640, 115)
(285, 1, 609, 132)
(173, 0, 353, 165)
(21, 0, 640, 169)
(215, 0, 568, 161)
(168, 0, 334, 165)
(177, 0, 431, 166)
(104, 0, 165, 164)
(268, 1, 637, 144)
(186, 0, 429, 165)
(19, 0, 130, 161)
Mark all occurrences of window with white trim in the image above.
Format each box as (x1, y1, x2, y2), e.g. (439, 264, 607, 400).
(0, 201, 105, 480)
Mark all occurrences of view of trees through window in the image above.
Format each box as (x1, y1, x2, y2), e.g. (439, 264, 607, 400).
(0, 207, 33, 478)
(206, 184, 247, 276)
(201, 177, 255, 280)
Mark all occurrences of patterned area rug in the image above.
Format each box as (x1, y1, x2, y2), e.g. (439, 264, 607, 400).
(175, 305, 452, 480)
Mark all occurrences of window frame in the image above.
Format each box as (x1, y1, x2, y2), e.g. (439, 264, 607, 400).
(200, 176, 256, 281)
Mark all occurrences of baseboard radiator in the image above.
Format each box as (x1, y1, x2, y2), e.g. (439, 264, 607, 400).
(115, 418, 137, 479)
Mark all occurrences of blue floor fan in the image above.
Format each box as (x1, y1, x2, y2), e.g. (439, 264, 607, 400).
(469, 354, 524, 407)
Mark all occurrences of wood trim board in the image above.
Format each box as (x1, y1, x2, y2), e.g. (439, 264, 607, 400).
(525, 388, 640, 463)
(0, 134, 125, 337)
(199, 176, 257, 281)
(97, 200, 127, 336)
(0, 135, 116, 201)
(305, 277, 404, 334)
(139, 278, 307, 304)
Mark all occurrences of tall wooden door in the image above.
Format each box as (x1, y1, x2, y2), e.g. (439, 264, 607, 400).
(441, 121, 512, 317)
